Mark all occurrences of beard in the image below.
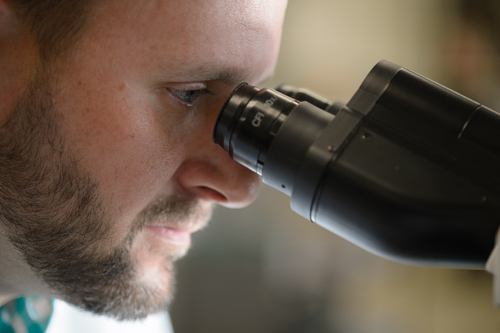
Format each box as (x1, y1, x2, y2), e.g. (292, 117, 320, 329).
(0, 70, 210, 320)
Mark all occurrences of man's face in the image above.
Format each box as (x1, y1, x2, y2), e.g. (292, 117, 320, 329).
(0, 0, 286, 319)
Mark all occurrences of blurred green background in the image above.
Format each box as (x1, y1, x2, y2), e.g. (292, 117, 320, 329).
(170, 1, 500, 332)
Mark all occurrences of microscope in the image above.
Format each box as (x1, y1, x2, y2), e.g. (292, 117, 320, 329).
(213, 60, 500, 269)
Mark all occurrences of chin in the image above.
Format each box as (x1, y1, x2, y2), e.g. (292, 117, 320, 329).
(129, 230, 189, 301)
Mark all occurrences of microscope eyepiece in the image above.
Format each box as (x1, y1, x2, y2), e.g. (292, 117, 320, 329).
(213, 83, 299, 175)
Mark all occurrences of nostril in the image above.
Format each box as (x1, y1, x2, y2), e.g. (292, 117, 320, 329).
(174, 157, 260, 208)
(193, 186, 228, 203)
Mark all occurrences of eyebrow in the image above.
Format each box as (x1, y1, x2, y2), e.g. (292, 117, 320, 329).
(156, 60, 275, 87)
(203, 68, 275, 88)
(197, 67, 250, 84)
(156, 64, 250, 85)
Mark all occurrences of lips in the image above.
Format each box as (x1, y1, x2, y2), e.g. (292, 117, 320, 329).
(136, 196, 212, 249)
(144, 225, 198, 246)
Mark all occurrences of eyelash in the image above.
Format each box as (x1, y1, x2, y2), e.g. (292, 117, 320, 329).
(167, 88, 215, 112)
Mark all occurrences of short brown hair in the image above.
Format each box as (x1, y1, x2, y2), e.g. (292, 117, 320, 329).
(6, 0, 95, 61)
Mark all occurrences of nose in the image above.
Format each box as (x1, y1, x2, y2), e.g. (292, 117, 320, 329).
(174, 108, 261, 208)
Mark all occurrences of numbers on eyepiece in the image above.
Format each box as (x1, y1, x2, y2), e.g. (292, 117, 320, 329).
(251, 95, 279, 127)
(265, 95, 278, 107)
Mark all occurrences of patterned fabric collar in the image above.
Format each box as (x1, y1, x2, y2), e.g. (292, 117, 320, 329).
(0, 296, 53, 333)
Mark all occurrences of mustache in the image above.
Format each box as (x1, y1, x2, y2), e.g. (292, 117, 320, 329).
(134, 193, 213, 231)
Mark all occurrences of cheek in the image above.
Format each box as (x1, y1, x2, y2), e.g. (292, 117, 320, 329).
(56, 86, 186, 239)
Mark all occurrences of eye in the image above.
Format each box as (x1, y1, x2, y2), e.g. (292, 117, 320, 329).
(168, 88, 202, 105)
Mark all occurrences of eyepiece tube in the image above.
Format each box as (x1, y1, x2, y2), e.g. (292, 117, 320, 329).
(276, 84, 343, 115)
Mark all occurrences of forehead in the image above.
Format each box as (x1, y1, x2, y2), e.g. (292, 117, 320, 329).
(82, 0, 286, 83)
